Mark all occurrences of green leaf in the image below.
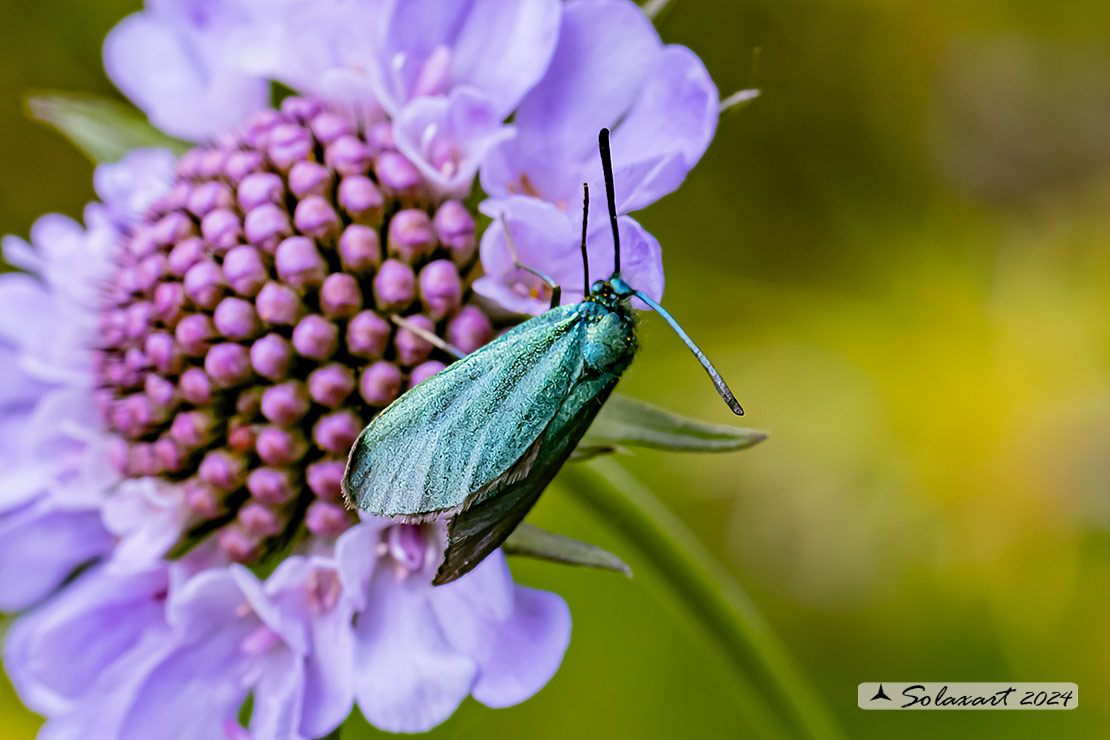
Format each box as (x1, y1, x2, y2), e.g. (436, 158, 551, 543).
(26, 92, 189, 164)
(582, 393, 768, 453)
(503, 522, 632, 576)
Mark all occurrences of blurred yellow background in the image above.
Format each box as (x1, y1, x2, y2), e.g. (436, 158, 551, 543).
(3, 0, 1109, 738)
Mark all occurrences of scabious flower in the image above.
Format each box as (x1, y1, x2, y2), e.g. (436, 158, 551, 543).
(2, 1, 719, 737)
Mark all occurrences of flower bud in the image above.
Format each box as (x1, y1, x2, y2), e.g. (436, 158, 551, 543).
(238, 172, 285, 211)
(325, 135, 372, 176)
(288, 160, 333, 199)
(267, 123, 314, 171)
(238, 502, 283, 538)
(247, 467, 296, 505)
(306, 460, 345, 500)
(175, 314, 217, 356)
(187, 181, 234, 218)
(387, 209, 436, 262)
(184, 260, 226, 309)
(250, 333, 294, 380)
(199, 449, 247, 492)
(373, 259, 416, 311)
(307, 364, 355, 407)
(256, 282, 304, 326)
(310, 112, 354, 145)
(338, 177, 384, 225)
(255, 427, 309, 466)
(446, 305, 494, 354)
(434, 200, 477, 265)
(201, 208, 243, 252)
(337, 224, 381, 274)
(292, 315, 339, 360)
(179, 367, 214, 405)
(294, 196, 341, 240)
(376, 151, 421, 195)
(153, 281, 186, 325)
(312, 410, 362, 453)
(204, 342, 252, 387)
(410, 360, 446, 388)
(360, 361, 403, 406)
(168, 236, 205, 277)
(419, 259, 462, 320)
(261, 381, 310, 426)
(305, 501, 351, 537)
(275, 237, 327, 289)
(214, 297, 260, 340)
(223, 245, 268, 297)
(320, 273, 362, 318)
(395, 314, 435, 366)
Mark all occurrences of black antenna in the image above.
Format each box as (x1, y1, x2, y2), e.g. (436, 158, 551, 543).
(580, 182, 590, 296)
(632, 288, 745, 416)
(598, 128, 620, 275)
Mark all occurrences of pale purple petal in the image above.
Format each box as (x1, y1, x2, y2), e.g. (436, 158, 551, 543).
(121, 570, 256, 739)
(0, 501, 112, 611)
(511, 0, 661, 170)
(471, 586, 570, 707)
(474, 196, 585, 315)
(300, 587, 355, 738)
(334, 519, 386, 611)
(585, 215, 665, 306)
(35, 626, 178, 740)
(608, 44, 718, 212)
(3, 565, 167, 715)
(101, 478, 190, 571)
(94, 148, 177, 225)
(104, 12, 268, 140)
(436, 0, 560, 116)
(248, 649, 307, 740)
(394, 88, 511, 196)
(351, 571, 477, 733)
(428, 552, 570, 708)
(370, 0, 559, 116)
(475, 196, 665, 314)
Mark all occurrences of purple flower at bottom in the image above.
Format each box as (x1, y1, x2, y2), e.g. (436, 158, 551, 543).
(335, 521, 571, 733)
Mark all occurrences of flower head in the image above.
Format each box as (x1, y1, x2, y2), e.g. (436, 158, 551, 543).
(3, 0, 720, 736)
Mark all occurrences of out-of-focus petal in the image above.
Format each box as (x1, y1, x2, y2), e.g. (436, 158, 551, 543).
(3, 565, 168, 716)
(0, 501, 112, 611)
(104, 13, 268, 140)
(394, 88, 510, 196)
(94, 147, 177, 224)
(102, 478, 190, 572)
(248, 648, 307, 740)
(299, 582, 355, 738)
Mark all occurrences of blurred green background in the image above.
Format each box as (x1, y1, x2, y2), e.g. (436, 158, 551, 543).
(3, 0, 1109, 737)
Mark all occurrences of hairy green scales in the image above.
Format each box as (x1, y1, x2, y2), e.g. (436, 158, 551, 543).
(342, 297, 636, 520)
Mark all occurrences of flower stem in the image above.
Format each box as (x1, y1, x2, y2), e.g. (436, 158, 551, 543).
(562, 458, 842, 740)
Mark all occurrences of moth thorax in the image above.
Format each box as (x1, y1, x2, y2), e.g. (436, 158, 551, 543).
(583, 310, 636, 374)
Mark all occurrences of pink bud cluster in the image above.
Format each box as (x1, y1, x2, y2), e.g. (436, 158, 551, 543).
(95, 97, 497, 563)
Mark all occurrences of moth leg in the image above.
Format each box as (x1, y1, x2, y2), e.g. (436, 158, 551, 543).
(390, 314, 466, 360)
(500, 213, 561, 310)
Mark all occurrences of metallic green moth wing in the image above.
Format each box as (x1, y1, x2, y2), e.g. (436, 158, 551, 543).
(342, 304, 589, 518)
(433, 375, 620, 585)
